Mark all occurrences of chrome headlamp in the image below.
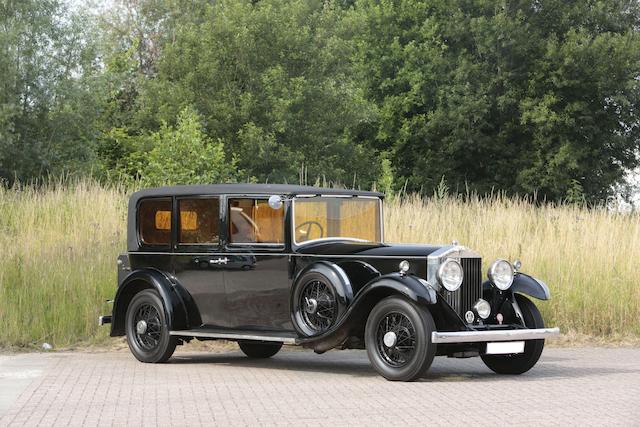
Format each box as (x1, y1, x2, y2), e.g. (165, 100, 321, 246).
(437, 258, 464, 292)
(488, 259, 514, 291)
(473, 299, 491, 319)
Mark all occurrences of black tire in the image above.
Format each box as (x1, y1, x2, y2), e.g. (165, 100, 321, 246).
(238, 341, 283, 358)
(481, 294, 545, 375)
(365, 296, 436, 381)
(125, 289, 177, 363)
(292, 263, 352, 337)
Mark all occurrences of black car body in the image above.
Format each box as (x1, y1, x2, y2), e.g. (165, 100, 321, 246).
(100, 184, 559, 381)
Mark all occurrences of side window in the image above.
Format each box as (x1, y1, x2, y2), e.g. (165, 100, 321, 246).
(228, 198, 284, 244)
(138, 198, 172, 246)
(179, 198, 220, 245)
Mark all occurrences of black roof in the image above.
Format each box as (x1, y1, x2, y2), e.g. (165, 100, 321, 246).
(130, 184, 384, 202)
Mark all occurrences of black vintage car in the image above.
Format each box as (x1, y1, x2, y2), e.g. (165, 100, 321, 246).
(99, 184, 559, 381)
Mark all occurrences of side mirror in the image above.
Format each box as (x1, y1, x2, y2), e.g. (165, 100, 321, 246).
(268, 195, 284, 210)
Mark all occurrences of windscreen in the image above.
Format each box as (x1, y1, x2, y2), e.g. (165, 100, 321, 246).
(293, 196, 382, 244)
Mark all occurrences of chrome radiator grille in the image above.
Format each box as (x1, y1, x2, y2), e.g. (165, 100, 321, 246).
(444, 258, 482, 318)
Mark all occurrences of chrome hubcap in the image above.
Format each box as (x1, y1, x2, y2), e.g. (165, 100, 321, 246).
(304, 297, 318, 314)
(383, 331, 397, 348)
(299, 279, 338, 333)
(136, 320, 148, 335)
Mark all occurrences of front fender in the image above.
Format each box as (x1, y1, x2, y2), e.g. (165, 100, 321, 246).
(293, 261, 354, 305)
(110, 269, 190, 336)
(360, 273, 438, 306)
(483, 272, 551, 301)
(512, 273, 551, 300)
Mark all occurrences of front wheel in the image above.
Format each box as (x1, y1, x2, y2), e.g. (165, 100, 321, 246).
(125, 289, 177, 363)
(481, 294, 545, 374)
(365, 296, 436, 381)
(238, 341, 283, 358)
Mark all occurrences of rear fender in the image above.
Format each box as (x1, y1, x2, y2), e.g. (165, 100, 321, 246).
(110, 269, 190, 336)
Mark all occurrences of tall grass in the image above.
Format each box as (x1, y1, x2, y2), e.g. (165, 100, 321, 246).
(0, 180, 638, 348)
(0, 180, 127, 347)
(386, 194, 640, 339)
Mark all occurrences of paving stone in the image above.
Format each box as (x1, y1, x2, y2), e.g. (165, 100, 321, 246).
(0, 347, 638, 426)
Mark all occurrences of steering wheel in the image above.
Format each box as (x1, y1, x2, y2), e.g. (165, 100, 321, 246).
(295, 221, 324, 241)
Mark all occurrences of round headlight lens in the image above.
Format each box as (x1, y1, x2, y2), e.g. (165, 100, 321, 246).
(473, 299, 491, 319)
(437, 258, 464, 292)
(488, 259, 514, 290)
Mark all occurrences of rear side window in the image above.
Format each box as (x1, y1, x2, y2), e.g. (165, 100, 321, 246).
(179, 198, 220, 245)
(138, 198, 172, 246)
(228, 198, 284, 244)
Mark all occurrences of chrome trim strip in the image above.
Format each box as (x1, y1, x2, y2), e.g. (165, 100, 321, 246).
(169, 330, 299, 344)
(295, 237, 369, 247)
(226, 243, 285, 247)
(431, 327, 560, 344)
(128, 251, 429, 259)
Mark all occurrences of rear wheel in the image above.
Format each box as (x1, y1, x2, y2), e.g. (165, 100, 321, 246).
(238, 341, 283, 358)
(125, 289, 177, 363)
(365, 296, 436, 381)
(481, 294, 545, 374)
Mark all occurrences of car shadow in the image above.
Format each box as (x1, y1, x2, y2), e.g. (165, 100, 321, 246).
(170, 350, 378, 378)
(168, 349, 637, 382)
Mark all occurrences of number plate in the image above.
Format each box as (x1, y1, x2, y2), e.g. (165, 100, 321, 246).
(486, 341, 525, 355)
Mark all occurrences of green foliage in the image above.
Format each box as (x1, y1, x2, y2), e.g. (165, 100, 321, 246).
(1, 0, 640, 203)
(138, 106, 237, 186)
(0, 0, 101, 182)
(376, 152, 396, 197)
(348, 0, 640, 202)
(134, 0, 380, 186)
(565, 179, 586, 205)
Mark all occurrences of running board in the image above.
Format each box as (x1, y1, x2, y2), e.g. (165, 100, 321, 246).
(169, 329, 299, 344)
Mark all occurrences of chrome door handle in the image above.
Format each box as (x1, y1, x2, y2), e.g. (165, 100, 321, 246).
(209, 257, 229, 265)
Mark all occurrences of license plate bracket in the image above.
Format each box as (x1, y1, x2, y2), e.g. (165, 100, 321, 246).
(486, 341, 525, 355)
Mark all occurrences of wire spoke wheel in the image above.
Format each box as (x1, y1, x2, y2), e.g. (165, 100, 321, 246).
(299, 279, 338, 333)
(376, 311, 417, 368)
(125, 289, 177, 364)
(133, 303, 162, 351)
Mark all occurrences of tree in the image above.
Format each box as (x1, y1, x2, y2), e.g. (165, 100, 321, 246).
(0, 0, 101, 182)
(133, 0, 380, 186)
(136, 106, 237, 186)
(349, 0, 640, 202)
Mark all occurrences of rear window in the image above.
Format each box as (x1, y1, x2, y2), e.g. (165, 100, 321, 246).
(138, 198, 172, 246)
(179, 198, 220, 245)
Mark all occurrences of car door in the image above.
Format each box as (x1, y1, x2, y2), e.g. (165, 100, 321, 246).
(223, 196, 293, 331)
(172, 196, 231, 328)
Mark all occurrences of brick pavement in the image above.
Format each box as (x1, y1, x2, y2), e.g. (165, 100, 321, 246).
(0, 347, 638, 426)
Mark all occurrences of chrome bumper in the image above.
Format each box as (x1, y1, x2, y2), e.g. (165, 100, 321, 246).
(431, 327, 560, 344)
(98, 315, 112, 326)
